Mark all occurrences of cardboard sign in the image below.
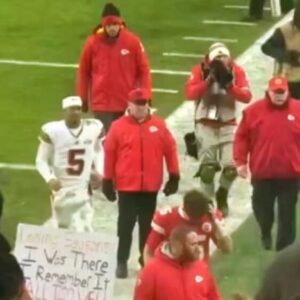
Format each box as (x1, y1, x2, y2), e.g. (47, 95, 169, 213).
(15, 224, 117, 300)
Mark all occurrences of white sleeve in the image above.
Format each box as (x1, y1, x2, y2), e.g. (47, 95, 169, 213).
(35, 140, 56, 183)
(94, 138, 104, 176)
(92, 119, 105, 176)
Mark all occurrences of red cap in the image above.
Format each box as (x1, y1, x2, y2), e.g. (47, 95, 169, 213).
(268, 75, 289, 93)
(102, 16, 122, 26)
(128, 88, 150, 102)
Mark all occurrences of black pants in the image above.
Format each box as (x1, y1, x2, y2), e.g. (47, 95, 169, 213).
(117, 191, 157, 264)
(249, 0, 294, 19)
(252, 179, 299, 251)
(289, 82, 300, 101)
(94, 111, 124, 133)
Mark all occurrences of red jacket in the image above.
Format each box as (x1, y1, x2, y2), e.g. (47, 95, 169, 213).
(76, 28, 152, 112)
(185, 60, 251, 104)
(104, 114, 179, 191)
(134, 244, 221, 300)
(234, 96, 300, 179)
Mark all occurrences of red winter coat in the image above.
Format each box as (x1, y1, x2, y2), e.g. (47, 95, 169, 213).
(76, 28, 151, 112)
(104, 114, 179, 191)
(185, 60, 251, 127)
(185, 60, 251, 104)
(134, 244, 221, 300)
(234, 96, 300, 179)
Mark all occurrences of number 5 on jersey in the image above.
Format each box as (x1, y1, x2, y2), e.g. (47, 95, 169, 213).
(67, 149, 85, 175)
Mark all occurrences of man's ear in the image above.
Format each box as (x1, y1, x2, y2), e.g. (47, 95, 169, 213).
(170, 240, 183, 256)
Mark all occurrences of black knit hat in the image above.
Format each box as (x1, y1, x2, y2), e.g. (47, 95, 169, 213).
(102, 2, 121, 18)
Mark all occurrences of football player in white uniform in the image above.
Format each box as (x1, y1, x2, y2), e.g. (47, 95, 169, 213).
(35, 96, 104, 231)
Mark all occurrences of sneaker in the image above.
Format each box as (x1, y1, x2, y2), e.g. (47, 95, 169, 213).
(216, 187, 229, 218)
(116, 262, 128, 279)
(262, 236, 272, 250)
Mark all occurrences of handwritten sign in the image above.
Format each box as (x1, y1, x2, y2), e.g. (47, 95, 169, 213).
(15, 224, 117, 300)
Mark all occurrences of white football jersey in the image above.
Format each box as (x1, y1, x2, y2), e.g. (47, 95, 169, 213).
(41, 119, 103, 188)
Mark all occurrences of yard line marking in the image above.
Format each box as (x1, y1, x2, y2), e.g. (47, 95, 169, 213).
(224, 5, 271, 11)
(0, 163, 35, 170)
(163, 52, 203, 58)
(0, 59, 190, 76)
(0, 59, 78, 68)
(152, 88, 179, 94)
(183, 36, 238, 43)
(151, 69, 190, 76)
(203, 20, 256, 26)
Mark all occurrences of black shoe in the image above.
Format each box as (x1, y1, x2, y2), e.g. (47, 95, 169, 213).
(262, 236, 272, 250)
(116, 262, 128, 279)
(216, 187, 229, 218)
(241, 15, 262, 22)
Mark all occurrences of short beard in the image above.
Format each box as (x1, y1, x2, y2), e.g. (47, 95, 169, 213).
(178, 247, 198, 264)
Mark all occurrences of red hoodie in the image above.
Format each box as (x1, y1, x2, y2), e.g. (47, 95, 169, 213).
(134, 243, 221, 300)
(185, 59, 251, 105)
(77, 28, 151, 112)
(234, 96, 300, 179)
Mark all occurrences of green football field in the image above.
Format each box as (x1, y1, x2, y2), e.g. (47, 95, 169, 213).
(0, 0, 294, 298)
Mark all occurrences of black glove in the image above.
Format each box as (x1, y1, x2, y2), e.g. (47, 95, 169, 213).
(184, 132, 198, 159)
(210, 60, 233, 89)
(102, 179, 117, 202)
(163, 174, 180, 196)
(284, 50, 300, 66)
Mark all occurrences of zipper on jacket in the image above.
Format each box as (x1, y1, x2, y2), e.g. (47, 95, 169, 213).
(140, 124, 144, 190)
(181, 266, 188, 299)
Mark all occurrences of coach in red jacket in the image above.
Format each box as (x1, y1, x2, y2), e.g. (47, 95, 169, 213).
(134, 225, 221, 300)
(76, 3, 152, 131)
(102, 88, 179, 278)
(234, 75, 300, 251)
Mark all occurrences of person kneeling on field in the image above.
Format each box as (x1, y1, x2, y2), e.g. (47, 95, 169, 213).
(143, 189, 233, 265)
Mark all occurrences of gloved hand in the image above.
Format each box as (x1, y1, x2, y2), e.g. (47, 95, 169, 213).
(284, 50, 300, 66)
(210, 60, 233, 89)
(102, 179, 117, 202)
(163, 174, 180, 196)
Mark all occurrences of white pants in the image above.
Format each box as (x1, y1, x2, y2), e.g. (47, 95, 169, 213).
(195, 124, 236, 197)
(51, 187, 94, 232)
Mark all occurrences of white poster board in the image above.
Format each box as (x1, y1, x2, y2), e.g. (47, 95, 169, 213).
(14, 224, 117, 300)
